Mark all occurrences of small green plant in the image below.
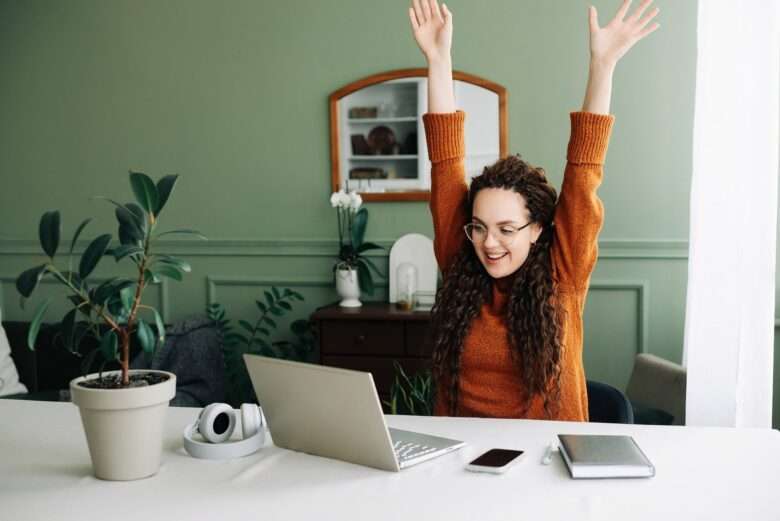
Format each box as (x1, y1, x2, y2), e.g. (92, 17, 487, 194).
(207, 287, 316, 406)
(16, 171, 202, 387)
(383, 361, 433, 416)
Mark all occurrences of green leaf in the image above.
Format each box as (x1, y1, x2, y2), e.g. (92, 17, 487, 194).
(351, 208, 368, 248)
(16, 264, 47, 298)
(269, 306, 284, 316)
(144, 269, 160, 284)
(39, 211, 61, 258)
(258, 327, 270, 336)
(356, 241, 383, 254)
(277, 300, 292, 311)
(255, 300, 267, 312)
(69, 218, 92, 255)
(60, 309, 77, 352)
(290, 319, 309, 336)
(78, 234, 112, 279)
(136, 318, 155, 353)
(262, 316, 276, 328)
(155, 174, 179, 215)
(27, 298, 52, 350)
(150, 264, 183, 282)
(125, 203, 147, 231)
(154, 255, 191, 272)
(360, 257, 384, 278)
(155, 229, 207, 240)
(99, 330, 118, 360)
(357, 262, 374, 295)
(115, 207, 144, 243)
(238, 320, 254, 333)
(151, 308, 166, 348)
(290, 290, 304, 301)
(129, 171, 159, 215)
(111, 244, 144, 262)
(271, 286, 281, 299)
(264, 290, 274, 307)
(120, 285, 134, 314)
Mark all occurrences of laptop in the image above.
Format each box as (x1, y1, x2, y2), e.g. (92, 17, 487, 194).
(243, 354, 465, 471)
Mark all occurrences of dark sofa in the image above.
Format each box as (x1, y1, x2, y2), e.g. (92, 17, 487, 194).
(3, 317, 226, 407)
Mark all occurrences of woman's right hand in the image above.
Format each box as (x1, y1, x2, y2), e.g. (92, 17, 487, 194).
(409, 0, 452, 64)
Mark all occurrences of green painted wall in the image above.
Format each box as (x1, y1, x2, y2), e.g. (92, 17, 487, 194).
(2, 0, 774, 427)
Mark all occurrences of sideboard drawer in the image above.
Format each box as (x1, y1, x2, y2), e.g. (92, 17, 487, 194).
(320, 320, 405, 356)
(405, 321, 433, 357)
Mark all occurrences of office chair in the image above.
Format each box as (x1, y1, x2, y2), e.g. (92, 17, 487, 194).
(586, 380, 635, 424)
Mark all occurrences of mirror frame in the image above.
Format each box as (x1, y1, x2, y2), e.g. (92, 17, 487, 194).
(329, 68, 508, 202)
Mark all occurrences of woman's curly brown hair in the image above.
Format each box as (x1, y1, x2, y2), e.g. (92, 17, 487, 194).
(430, 154, 567, 418)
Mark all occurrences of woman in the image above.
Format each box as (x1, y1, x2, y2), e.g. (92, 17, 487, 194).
(409, 0, 659, 420)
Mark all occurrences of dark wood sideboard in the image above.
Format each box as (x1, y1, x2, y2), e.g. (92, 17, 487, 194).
(311, 303, 433, 410)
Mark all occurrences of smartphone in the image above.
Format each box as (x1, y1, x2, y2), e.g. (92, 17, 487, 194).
(465, 448, 525, 474)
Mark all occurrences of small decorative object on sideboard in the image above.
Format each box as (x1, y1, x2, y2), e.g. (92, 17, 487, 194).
(395, 262, 418, 311)
(16, 171, 204, 481)
(388, 233, 437, 306)
(329, 189, 384, 307)
(413, 290, 436, 311)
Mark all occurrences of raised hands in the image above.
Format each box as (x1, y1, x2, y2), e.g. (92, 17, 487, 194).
(582, 0, 660, 114)
(409, 0, 453, 65)
(588, 0, 660, 67)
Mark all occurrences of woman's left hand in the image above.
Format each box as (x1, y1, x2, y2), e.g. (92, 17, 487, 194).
(588, 0, 660, 68)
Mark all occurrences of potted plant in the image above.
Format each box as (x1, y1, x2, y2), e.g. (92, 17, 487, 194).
(16, 171, 203, 481)
(329, 189, 383, 307)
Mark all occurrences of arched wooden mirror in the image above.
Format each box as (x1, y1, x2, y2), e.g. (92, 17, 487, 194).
(329, 68, 508, 202)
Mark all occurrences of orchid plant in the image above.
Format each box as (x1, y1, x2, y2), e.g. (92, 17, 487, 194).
(329, 189, 382, 295)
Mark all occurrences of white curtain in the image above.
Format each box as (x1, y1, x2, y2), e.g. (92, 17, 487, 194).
(683, 0, 780, 428)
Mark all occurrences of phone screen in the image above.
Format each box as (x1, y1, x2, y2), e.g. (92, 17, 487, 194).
(469, 449, 524, 467)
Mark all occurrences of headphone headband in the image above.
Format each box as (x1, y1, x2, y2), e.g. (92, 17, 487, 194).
(182, 422, 265, 459)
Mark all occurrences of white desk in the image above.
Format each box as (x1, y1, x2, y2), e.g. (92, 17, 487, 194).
(1, 400, 779, 520)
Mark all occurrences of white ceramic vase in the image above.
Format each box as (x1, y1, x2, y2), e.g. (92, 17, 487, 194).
(335, 266, 362, 307)
(69, 369, 176, 481)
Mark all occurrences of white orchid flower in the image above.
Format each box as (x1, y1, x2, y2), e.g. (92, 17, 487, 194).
(330, 191, 341, 208)
(338, 191, 351, 209)
(348, 190, 362, 211)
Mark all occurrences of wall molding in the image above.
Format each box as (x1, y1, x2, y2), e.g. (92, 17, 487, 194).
(589, 280, 649, 355)
(0, 238, 690, 260)
(206, 275, 392, 305)
(0, 275, 170, 321)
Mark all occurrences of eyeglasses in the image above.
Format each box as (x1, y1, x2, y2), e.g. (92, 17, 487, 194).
(463, 221, 533, 247)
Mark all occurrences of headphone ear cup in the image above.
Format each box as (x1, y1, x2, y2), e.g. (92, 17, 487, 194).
(240, 403, 262, 439)
(198, 403, 236, 443)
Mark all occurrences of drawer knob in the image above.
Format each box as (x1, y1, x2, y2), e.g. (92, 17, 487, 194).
(355, 335, 366, 344)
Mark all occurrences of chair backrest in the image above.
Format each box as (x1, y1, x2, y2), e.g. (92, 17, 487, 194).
(625, 353, 686, 426)
(587, 380, 635, 424)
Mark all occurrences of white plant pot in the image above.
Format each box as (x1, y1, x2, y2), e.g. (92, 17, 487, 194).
(335, 267, 362, 307)
(69, 369, 176, 481)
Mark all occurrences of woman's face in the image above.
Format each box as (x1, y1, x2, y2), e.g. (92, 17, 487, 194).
(470, 188, 543, 279)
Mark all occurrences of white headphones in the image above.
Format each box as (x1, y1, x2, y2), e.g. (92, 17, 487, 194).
(182, 403, 266, 460)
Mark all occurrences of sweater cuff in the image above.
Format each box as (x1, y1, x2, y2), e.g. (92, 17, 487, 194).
(567, 112, 615, 164)
(422, 110, 466, 162)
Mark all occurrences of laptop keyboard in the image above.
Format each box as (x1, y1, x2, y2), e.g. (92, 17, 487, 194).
(393, 440, 439, 462)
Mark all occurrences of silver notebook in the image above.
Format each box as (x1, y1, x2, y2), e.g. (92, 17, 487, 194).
(557, 434, 655, 479)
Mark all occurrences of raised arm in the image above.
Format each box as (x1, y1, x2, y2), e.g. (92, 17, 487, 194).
(553, 0, 659, 290)
(410, 0, 467, 272)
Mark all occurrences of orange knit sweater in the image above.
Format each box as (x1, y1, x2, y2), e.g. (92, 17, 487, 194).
(422, 110, 615, 421)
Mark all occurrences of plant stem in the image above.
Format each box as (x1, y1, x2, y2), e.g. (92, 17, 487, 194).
(124, 221, 153, 386)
